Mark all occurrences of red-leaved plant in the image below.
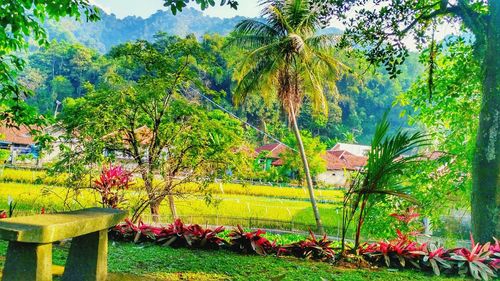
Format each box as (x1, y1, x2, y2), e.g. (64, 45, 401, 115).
(111, 219, 226, 250)
(94, 165, 132, 209)
(228, 225, 276, 255)
(420, 244, 451, 276)
(449, 234, 497, 280)
(278, 230, 335, 262)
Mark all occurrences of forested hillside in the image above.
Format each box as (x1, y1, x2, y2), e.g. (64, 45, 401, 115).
(21, 9, 421, 145)
(43, 8, 252, 53)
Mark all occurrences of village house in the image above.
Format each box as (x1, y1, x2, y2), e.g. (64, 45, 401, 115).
(254, 143, 288, 170)
(254, 142, 369, 187)
(316, 149, 368, 186)
(0, 125, 38, 164)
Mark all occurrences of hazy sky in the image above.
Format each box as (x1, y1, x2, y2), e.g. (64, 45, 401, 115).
(90, 0, 261, 19)
(89, 0, 460, 49)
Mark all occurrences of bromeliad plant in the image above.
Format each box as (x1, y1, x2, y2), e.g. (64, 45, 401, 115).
(278, 230, 336, 262)
(361, 229, 499, 280)
(422, 244, 452, 276)
(111, 218, 227, 250)
(449, 234, 497, 280)
(94, 165, 132, 209)
(228, 225, 276, 255)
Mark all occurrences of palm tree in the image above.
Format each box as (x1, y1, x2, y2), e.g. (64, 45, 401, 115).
(229, 0, 346, 233)
(341, 112, 430, 251)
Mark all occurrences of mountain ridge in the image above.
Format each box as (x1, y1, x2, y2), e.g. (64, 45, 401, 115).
(44, 8, 342, 53)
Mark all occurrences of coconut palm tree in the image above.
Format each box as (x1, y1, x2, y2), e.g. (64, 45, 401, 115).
(229, 0, 347, 232)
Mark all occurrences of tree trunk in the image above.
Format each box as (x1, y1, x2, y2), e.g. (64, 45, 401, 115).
(167, 193, 178, 220)
(289, 106, 324, 234)
(149, 200, 161, 223)
(472, 3, 500, 243)
(141, 171, 161, 223)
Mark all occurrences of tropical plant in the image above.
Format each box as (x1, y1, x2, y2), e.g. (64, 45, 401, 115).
(421, 244, 452, 276)
(278, 230, 335, 262)
(228, 225, 276, 255)
(110, 219, 227, 250)
(229, 0, 347, 233)
(93, 165, 132, 209)
(449, 235, 497, 281)
(341, 112, 429, 250)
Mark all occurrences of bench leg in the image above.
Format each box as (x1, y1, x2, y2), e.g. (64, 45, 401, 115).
(2, 242, 52, 281)
(62, 230, 108, 281)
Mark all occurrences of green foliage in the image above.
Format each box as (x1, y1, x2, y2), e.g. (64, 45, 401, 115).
(396, 38, 481, 239)
(164, 0, 238, 14)
(0, 0, 99, 126)
(342, 112, 429, 249)
(280, 131, 327, 181)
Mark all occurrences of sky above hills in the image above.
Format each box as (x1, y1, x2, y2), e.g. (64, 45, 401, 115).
(90, 0, 260, 19)
(89, 0, 461, 50)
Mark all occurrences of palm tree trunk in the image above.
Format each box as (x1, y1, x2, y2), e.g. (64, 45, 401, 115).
(289, 104, 324, 234)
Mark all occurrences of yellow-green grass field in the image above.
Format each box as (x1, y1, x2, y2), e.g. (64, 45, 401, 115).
(0, 181, 346, 234)
(0, 168, 343, 202)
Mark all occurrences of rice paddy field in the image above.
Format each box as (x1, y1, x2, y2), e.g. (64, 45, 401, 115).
(0, 167, 346, 234)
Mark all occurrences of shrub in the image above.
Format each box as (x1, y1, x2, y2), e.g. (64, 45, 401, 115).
(278, 230, 336, 262)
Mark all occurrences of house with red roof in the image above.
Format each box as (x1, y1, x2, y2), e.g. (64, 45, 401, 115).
(254, 143, 289, 170)
(317, 149, 368, 186)
(0, 125, 38, 162)
(254, 142, 368, 186)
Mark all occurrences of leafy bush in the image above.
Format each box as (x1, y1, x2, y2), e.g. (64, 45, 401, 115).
(278, 230, 336, 262)
(228, 225, 276, 255)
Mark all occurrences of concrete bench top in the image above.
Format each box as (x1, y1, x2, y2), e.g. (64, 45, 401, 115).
(0, 207, 126, 243)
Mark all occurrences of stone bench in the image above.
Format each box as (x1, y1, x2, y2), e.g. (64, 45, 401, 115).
(0, 207, 126, 281)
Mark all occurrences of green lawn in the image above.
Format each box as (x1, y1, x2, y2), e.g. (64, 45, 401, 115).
(0, 240, 469, 281)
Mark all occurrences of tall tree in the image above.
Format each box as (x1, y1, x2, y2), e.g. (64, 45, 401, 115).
(229, 0, 347, 232)
(323, 0, 499, 242)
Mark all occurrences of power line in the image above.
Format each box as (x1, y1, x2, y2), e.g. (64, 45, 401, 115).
(194, 91, 296, 152)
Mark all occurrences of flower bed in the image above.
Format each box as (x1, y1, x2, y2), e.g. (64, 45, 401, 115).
(110, 219, 499, 280)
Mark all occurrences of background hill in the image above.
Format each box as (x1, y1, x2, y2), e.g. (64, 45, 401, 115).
(43, 8, 342, 53)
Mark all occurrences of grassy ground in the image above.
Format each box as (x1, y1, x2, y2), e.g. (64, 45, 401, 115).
(0, 240, 469, 281)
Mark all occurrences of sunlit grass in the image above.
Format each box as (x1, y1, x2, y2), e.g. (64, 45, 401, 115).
(0, 182, 345, 233)
(1, 168, 344, 201)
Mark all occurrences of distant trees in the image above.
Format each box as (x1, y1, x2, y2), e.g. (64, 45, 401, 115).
(0, 0, 100, 127)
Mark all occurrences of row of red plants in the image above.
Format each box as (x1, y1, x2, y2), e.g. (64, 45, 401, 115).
(361, 230, 499, 280)
(110, 217, 499, 280)
(110, 219, 336, 262)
